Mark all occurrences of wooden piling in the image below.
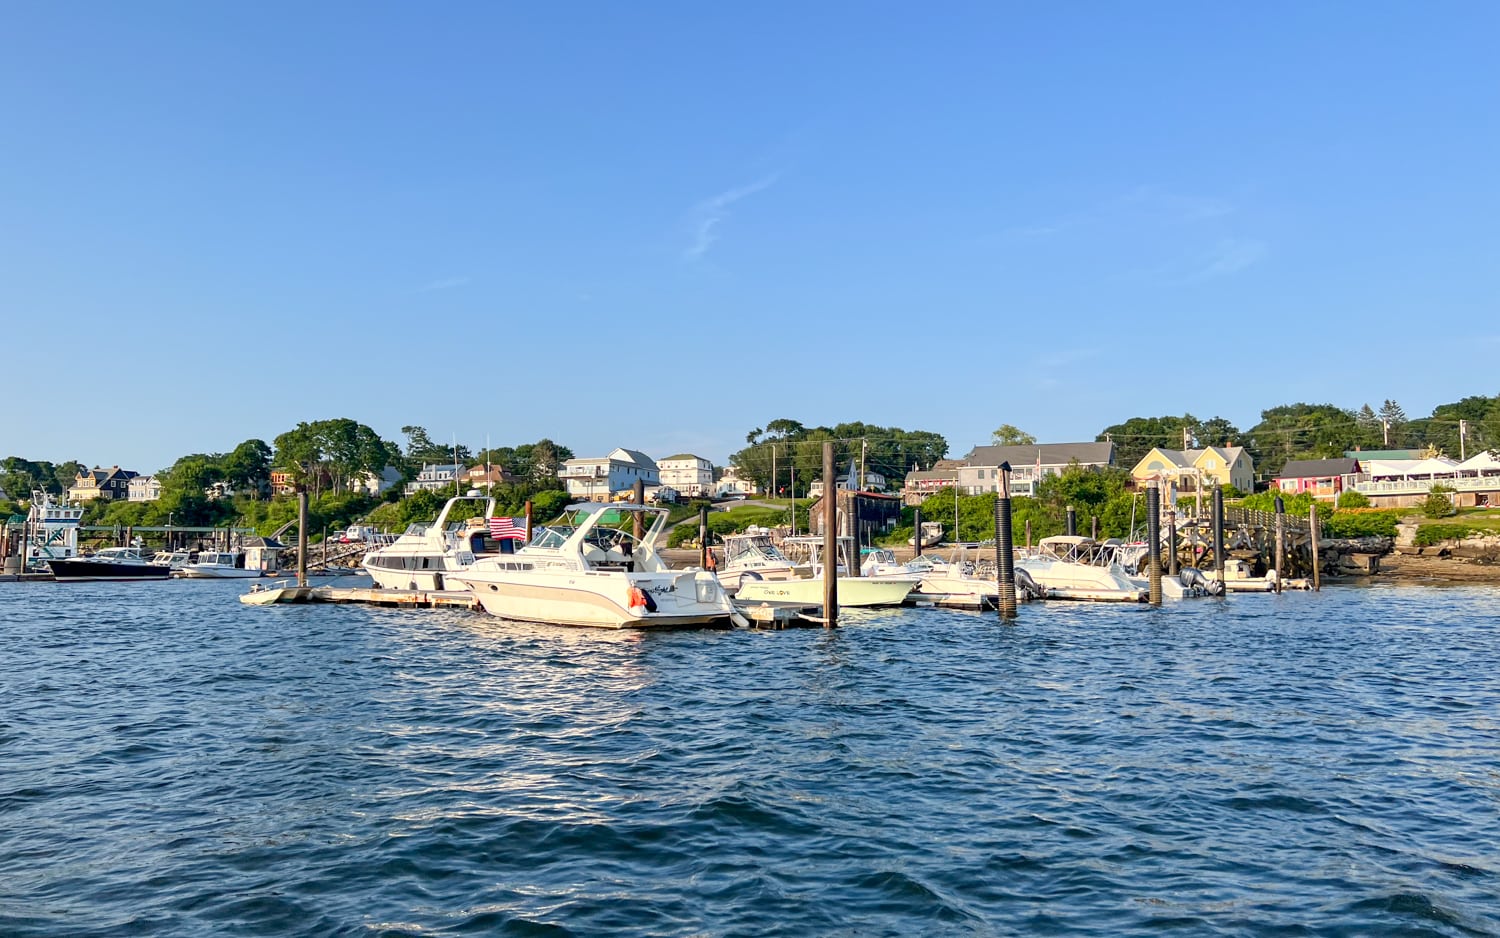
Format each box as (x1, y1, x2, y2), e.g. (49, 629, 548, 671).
(1090, 515, 1099, 541)
(699, 503, 710, 570)
(1309, 503, 1321, 592)
(822, 441, 838, 628)
(296, 490, 309, 588)
(1167, 510, 1179, 576)
(995, 462, 1017, 619)
(1024, 519, 1032, 551)
(524, 500, 534, 542)
(1146, 481, 1162, 606)
(632, 479, 645, 540)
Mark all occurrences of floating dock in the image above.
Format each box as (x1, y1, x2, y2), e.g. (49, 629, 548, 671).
(241, 583, 478, 608)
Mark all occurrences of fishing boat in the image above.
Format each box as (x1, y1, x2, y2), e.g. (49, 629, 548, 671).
(1015, 535, 1146, 602)
(860, 548, 1013, 608)
(47, 547, 174, 582)
(447, 503, 743, 629)
(716, 527, 798, 591)
(362, 490, 509, 590)
(735, 537, 918, 607)
(20, 491, 83, 572)
(176, 550, 262, 579)
(908, 521, 945, 548)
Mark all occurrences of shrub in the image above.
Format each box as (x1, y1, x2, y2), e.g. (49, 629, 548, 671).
(1422, 489, 1457, 519)
(1322, 510, 1398, 538)
(1335, 489, 1370, 509)
(1415, 523, 1476, 547)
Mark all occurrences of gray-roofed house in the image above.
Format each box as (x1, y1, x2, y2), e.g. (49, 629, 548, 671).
(1274, 458, 1363, 501)
(960, 442, 1116, 497)
(559, 448, 660, 502)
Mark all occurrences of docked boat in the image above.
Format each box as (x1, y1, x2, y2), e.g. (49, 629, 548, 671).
(716, 527, 798, 591)
(48, 547, 174, 582)
(447, 503, 742, 629)
(861, 549, 1012, 608)
(908, 521, 945, 548)
(736, 537, 918, 608)
(20, 491, 83, 572)
(1093, 539, 1223, 599)
(176, 551, 262, 579)
(152, 550, 195, 572)
(1016, 535, 1146, 602)
(362, 491, 505, 590)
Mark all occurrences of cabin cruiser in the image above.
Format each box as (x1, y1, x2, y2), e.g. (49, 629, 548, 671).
(736, 537, 919, 608)
(362, 491, 504, 590)
(48, 547, 173, 582)
(908, 521, 945, 548)
(447, 503, 742, 629)
(862, 549, 997, 608)
(716, 527, 798, 591)
(151, 550, 195, 572)
(177, 550, 262, 579)
(1015, 535, 1146, 602)
(1092, 538, 1223, 598)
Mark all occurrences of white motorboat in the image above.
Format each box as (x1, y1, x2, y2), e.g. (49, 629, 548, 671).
(362, 490, 509, 590)
(716, 527, 798, 591)
(48, 547, 173, 582)
(176, 550, 262, 579)
(908, 521, 945, 548)
(861, 549, 1011, 608)
(447, 503, 743, 629)
(152, 550, 195, 571)
(1093, 538, 1223, 599)
(1016, 535, 1146, 602)
(736, 537, 918, 608)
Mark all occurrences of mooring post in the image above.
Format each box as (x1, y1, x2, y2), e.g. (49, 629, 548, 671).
(995, 461, 1017, 619)
(523, 500, 534, 542)
(822, 441, 838, 627)
(1090, 515, 1099, 541)
(633, 479, 645, 541)
(1024, 518, 1032, 551)
(1309, 503, 1321, 592)
(1211, 487, 1225, 585)
(1273, 495, 1286, 594)
(913, 507, 923, 558)
(1065, 505, 1076, 537)
(296, 490, 309, 588)
(699, 503, 710, 570)
(1146, 481, 1163, 606)
(1167, 510, 1179, 576)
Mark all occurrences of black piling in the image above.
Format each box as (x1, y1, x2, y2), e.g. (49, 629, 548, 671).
(1211, 487, 1225, 584)
(1065, 505, 1076, 537)
(699, 503, 710, 570)
(994, 462, 1017, 620)
(913, 507, 923, 558)
(1146, 481, 1162, 606)
(822, 441, 838, 628)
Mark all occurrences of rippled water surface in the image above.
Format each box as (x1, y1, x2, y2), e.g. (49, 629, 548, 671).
(3, 579, 1499, 936)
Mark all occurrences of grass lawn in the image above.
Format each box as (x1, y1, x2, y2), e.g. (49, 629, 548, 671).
(1411, 508, 1500, 534)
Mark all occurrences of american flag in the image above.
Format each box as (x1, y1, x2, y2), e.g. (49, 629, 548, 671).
(488, 516, 527, 541)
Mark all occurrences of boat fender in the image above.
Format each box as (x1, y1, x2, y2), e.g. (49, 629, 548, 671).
(627, 586, 658, 612)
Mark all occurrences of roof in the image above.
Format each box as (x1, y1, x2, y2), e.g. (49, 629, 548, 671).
(904, 469, 959, 483)
(1135, 446, 1251, 473)
(1276, 458, 1361, 479)
(1366, 457, 1460, 477)
(1344, 449, 1425, 460)
(1458, 451, 1500, 471)
(963, 442, 1115, 468)
(659, 453, 704, 463)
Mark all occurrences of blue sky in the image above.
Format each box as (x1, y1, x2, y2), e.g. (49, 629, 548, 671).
(4, 2, 1497, 473)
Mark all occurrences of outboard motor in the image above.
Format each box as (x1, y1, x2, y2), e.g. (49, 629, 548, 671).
(1013, 567, 1045, 601)
(1179, 567, 1224, 596)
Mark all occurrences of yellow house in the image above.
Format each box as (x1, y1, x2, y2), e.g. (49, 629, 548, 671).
(1131, 446, 1254, 493)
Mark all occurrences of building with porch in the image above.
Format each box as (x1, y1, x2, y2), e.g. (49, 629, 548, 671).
(127, 475, 162, 502)
(1131, 446, 1254, 493)
(659, 454, 714, 498)
(1349, 455, 1500, 508)
(67, 466, 138, 502)
(404, 463, 464, 495)
(559, 448, 659, 502)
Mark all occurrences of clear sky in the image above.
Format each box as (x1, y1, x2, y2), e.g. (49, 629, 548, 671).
(4, 2, 1497, 473)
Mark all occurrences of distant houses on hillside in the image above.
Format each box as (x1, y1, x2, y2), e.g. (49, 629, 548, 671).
(902, 442, 1115, 504)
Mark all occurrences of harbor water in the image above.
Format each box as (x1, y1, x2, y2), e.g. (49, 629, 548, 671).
(3, 580, 1499, 936)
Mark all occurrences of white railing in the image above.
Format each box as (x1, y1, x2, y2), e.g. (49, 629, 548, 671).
(1354, 475, 1500, 495)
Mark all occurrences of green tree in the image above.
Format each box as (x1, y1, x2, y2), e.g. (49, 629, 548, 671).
(991, 424, 1036, 446)
(221, 439, 272, 496)
(1378, 399, 1408, 447)
(1245, 404, 1363, 478)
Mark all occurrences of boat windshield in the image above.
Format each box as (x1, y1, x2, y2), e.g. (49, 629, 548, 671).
(724, 535, 788, 564)
(527, 525, 573, 550)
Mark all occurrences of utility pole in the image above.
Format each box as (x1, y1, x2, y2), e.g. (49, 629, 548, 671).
(1183, 425, 1191, 450)
(1382, 419, 1389, 447)
(859, 438, 867, 491)
(1460, 420, 1468, 461)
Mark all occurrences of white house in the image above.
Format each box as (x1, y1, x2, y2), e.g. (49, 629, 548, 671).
(356, 466, 406, 497)
(659, 454, 713, 497)
(716, 465, 759, 496)
(558, 448, 659, 502)
(127, 476, 162, 502)
(404, 463, 463, 495)
(903, 443, 1116, 502)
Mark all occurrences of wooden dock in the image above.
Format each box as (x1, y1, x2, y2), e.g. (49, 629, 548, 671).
(241, 583, 479, 608)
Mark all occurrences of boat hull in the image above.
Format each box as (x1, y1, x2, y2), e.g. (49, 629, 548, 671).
(449, 569, 735, 629)
(366, 566, 451, 591)
(735, 576, 918, 607)
(177, 567, 263, 579)
(47, 559, 173, 582)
